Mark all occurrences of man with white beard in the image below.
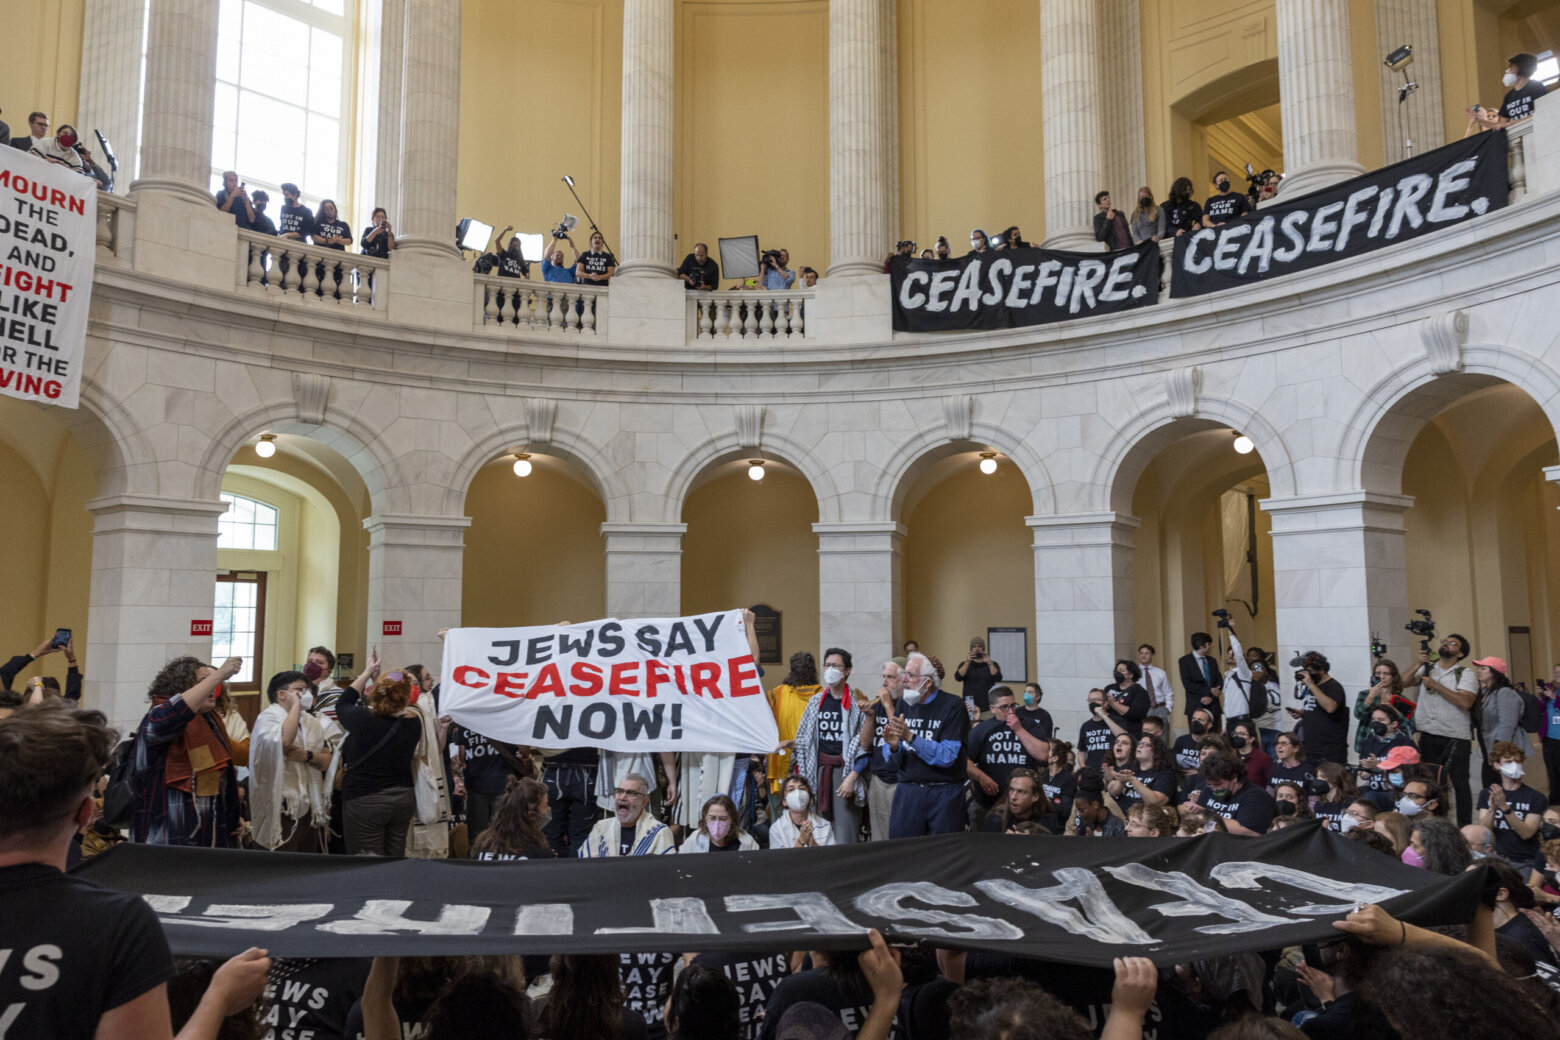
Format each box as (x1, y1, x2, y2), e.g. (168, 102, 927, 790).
(857, 659, 904, 840)
(883, 652, 970, 837)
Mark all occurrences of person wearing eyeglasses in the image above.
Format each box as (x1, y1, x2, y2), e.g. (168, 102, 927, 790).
(579, 771, 674, 857)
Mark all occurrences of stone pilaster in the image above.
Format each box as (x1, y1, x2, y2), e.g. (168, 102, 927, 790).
(133, 0, 219, 206)
(827, 0, 894, 278)
(363, 514, 470, 678)
(86, 495, 226, 732)
(395, 0, 461, 258)
(78, 0, 147, 196)
(814, 522, 904, 670)
(1041, 0, 1104, 250)
(1375, 0, 1446, 160)
(616, 0, 676, 278)
(373, 0, 408, 222)
(602, 522, 685, 617)
(1276, 0, 1365, 197)
(1098, 0, 1146, 203)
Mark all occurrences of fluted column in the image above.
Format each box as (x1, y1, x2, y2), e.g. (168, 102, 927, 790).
(1376, 0, 1446, 161)
(395, 0, 460, 258)
(78, 0, 147, 196)
(1040, 0, 1104, 250)
(827, 0, 894, 279)
(132, 0, 219, 205)
(617, 0, 676, 278)
(1098, 0, 1146, 205)
(1276, 0, 1365, 198)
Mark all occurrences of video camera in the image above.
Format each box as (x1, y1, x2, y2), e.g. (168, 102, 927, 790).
(551, 213, 578, 239)
(1404, 609, 1435, 653)
(760, 248, 783, 270)
(1211, 608, 1232, 630)
(1289, 650, 1325, 682)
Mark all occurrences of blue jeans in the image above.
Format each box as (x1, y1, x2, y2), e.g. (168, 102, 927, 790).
(889, 782, 965, 838)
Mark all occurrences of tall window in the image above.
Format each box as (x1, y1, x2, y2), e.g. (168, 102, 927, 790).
(1537, 52, 1560, 90)
(214, 572, 267, 689)
(211, 0, 349, 211)
(218, 492, 279, 550)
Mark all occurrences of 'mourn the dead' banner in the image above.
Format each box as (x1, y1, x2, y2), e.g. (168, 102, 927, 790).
(1171, 131, 1509, 298)
(891, 241, 1160, 332)
(75, 824, 1484, 966)
(441, 611, 779, 753)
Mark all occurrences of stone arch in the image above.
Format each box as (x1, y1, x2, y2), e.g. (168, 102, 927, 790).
(451, 422, 628, 521)
(1340, 345, 1560, 493)
(1092, 396, 1297, 515)
(663, 431, 842, 524)
(873, 422, 1054, 522)
(193, 402, 404, 512)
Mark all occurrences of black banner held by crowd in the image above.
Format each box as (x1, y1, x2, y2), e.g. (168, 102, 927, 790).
(1171, 130, 1510, 298)
(74, 824, 1483, 967)
(890, 241, 1160, 333)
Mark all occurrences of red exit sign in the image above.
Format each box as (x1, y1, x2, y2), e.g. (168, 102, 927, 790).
(382, 620, 403, 636)
(191, 620, 213, 636)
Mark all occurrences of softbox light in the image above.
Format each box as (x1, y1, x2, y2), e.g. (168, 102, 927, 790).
(516, 233, 546, 263)
(457, 218, 494, 252)
(719, 235, 761, 281)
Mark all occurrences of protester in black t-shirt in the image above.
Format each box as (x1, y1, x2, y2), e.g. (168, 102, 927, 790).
(759, 931, 901, 1040)
(576, 230, 617, 284)
(678, 242, 720, 290)
(982, 767, 1061, 834)
(1202, 171, 1251, 227)
(1077, 689, 1115, 770)
(1495, 52, 1549, 126)
(1198, 747, 1277, 834)
(537, 954, 651, 1040)
(249, 190, 278, 236)
(1016, 681, 1053, 739)
(1268, 730, 1315, 793)
(260, 956, 371, 1040)
(453, 722, 530, 836)
(360, 206, 396, 258)
(468, 776, 556, 860)
(966, 686, 1049, 827)
(883, 652, 969, 838)
(1172, 707, 1216, 772)
(1109, 733, 1176, 810)
(311, 199, 350, 250)
(953, 635, 1002, 713)
(1479, 740, 1550, 863)
(1042, 739, 1077, 818)
(966, 227, 991, 257)
(215, 170, 257, 230)
(1093, 190, 1133, 250)
(1103, 659, 1151, 740)
(1163, 176, 1203, 236)
(1290, 651, 1349, 765)
(277, 182, 314, 241)
(336, 657, 422, 856)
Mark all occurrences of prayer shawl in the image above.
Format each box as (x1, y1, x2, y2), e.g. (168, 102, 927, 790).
(155, 697, 233, 797)
(249, 704, 337, 851)
(579, 812, 675, 857)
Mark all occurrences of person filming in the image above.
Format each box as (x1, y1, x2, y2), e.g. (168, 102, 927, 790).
(677, 242, 719, 290)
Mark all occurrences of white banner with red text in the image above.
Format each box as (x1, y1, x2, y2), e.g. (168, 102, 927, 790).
(0, 147, 95, 408)
(441, 610, 779, 752)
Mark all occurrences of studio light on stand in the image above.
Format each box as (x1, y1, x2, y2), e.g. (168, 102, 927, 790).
(747, 460, 766, 482)
(1383, 44, 1418, 156)
(457, 217, 494, 255)
(978, 452, 999, 475)
(255, 434, 277, 458)
(561, 175, 614, 258)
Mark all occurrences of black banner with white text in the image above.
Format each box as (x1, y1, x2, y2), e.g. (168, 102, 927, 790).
(74, 824, 1483, 967)
(1171, 131, 1509, 298)
(890, 242, 1160, 332)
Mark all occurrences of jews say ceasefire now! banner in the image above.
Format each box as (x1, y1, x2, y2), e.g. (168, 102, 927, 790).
(0, 147, 94, 408)
(1171, 130, 1509, 298)
(74, 825, 1485, 966)
(890, 240, 1160, 332)
(440, 610, 780, 753)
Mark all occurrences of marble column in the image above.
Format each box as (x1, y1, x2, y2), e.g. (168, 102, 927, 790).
(602, 522, 685, 617)
(1040, 0, 1104, 250)
(827, 0, 894, 279)
(363, 514, 469, 680)
(1276, 0, 1365, 198)
(86, 494, 226, 732)
(395, 0, 461, 258)
(1261, 491, 1412, 739)
(1375, 0, 1446, 161)
(814, 522, 903, 672)
(1028, 512, 1139, 737)
(78, 0, 148, 196)
(133, 0, 219, 205)
(616, 0, 676, 278)
(1098, 0, 1146, 204)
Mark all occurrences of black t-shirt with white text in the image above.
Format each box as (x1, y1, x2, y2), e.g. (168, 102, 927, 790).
(279, 202, 315, 239)
(1171, 733, 1203, 773)
(578, 249, 617, 281)
(619, 824, 637, 857)
(816, 693, 845, 758)
(1478, 782, 1550, 862)
(0, 863, 173, 1040)
(1042, 767, 1077, 816)
(870, 701, 905, 780)
(1016, 705, 1054, 741)
(1201, 782, 1278, 834)
(1501, 81, 1548, 122)
(1116, 766, 1176, 810)
(692, 950, 790, 1040)
(1078, 718, 1114, 770)
(620, 951, 678, 1040)
(1164, 198, 1203, 235)
(967, 717, 1041, 793)
(312, 218, 351, 250)
(1106, 683, 1150, 739)
(892, 690, 969, 785)
(1268, 759, 1316, 794)
(260, 957, 372, 1040)
(1203, 191, 1250, 224)
(453, 725, 525, 796)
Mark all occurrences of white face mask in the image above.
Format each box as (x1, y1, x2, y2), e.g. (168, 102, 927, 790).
(300, 691, 315, 711)
(1500, 760, 1525, 780)
(970, 237, 982, 249)
(823, 666, 844, 687)
(1395, 795, 1424, 818)
(785, 789, 810, 812)
(902, 677, 926, 706)
(1504, 72, 1519, 87)
(1338, 814, 1360, 835)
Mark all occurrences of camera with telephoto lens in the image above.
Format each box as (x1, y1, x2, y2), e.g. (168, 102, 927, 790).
(760, 248, 783, 270)
(1404, 609, 1434, 652)
(1211, 608, 1232, 630)
(472, 253, 497, 275)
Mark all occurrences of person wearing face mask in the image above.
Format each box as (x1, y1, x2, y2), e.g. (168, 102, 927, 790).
(790, 647, 867, 844)
(1524, 810, 1560, 909)
(1196, 748, 1277, 835)
(1271, 780, 1314, 821)
(32, 123, 86, 172)
(1226, 718, 1272, 788)
(965, 227, 991, 257)
(769, 776, 833, 848)
(250, 670, 336, 852)
(1479, 741, 1549, 864)
(1289, 650, 1349, 767)
(1313, 761, 1361, 832)
(1171, 708, 1216, 773)
(934, 236, 951, 259)
(1163, 177, 1203, 237)
(1077, 689, 1117, 770)
(679, 794, 759, 853)
(857, 659, 904, 841)
(1484, 858, 1559, 969)
(1015, 681, 1054, 740)
(1401, 632, 1477, 825)
(1490, 53, 1549, 127)
(882, 651, 970, 838)
(1128, 187, 1164, 244)
(1470, 657, 1524, 787)
(1102, 659, 1151, 741)
(1397, 777, 1444, 821)
(1462, 822, 1499, 861)
(1357, 709, 1417, 809)
(1200, 170, 1250, 228)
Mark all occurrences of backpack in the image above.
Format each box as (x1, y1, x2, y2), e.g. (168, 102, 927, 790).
(99, 732, 141, 830)
(1515, 683, 1545, 735)
(1247, 677, 1270, 718)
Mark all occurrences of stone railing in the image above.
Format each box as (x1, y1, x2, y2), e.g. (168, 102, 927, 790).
(473, 276, 607, 335)
(94, 192, 135, 262)
(236, 232, 390, 312)
(690, 290, 812, 341)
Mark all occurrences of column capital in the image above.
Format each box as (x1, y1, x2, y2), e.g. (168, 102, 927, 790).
(1260, 490, 1414, 533)
(812, 521, 906, 549)
(363, 513, 472, 545)
(1026, 511, 1141, 547)
(86, 493, 228, 533)
(601, 522, 688, 552)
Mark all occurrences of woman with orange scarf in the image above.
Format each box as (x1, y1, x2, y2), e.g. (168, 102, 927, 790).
(765, 651, 821, 816)
(130, 655, 244, 846)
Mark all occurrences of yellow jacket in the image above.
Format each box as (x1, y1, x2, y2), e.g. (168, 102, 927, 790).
(767, 682, 821, 792)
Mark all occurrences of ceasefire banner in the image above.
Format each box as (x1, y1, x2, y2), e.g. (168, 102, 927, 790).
(1171, 130, 1509, 298)
(75, 825, 1485, 965)
(440, 611, 778, 753)
(0, 147, 95, 408)
(889, 241, 1160, 332)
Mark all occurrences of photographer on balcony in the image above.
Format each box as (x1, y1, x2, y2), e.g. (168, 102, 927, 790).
(678, 242, 719, 290)
(757, 248, 795, 291)
(1402, 632, 1478, 825)
(360, 207, 397, 258)
(543, 231, 581, 283)
(215, 171, 258, 231)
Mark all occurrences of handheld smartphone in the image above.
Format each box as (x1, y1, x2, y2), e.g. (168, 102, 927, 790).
(51, 627, 71, 649)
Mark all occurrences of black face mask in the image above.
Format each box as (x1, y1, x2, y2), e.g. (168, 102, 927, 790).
(1190, 720, 1208, 736)
(1370, 721, 1389, 737)
(1229, 734, 1248, 750)
(1542, 823, 1560, 841)
(1216, 180, 1230, 192)
(1275, 800, 1297, 817)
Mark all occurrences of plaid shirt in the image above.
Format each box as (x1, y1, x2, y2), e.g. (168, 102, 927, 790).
(130, 695, 241, 847)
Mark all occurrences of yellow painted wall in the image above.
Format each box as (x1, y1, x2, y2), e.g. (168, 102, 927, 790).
(902, 464, 1035, 679)
(681, 469, 819, 661)
(676, 0, 830, 275)
(462, 461, 607, 626)
(0, 440, 54, 660)
(898, 0, 1045, 247)
(457, 0, 624, 261)
(1, 0, 85, 134)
